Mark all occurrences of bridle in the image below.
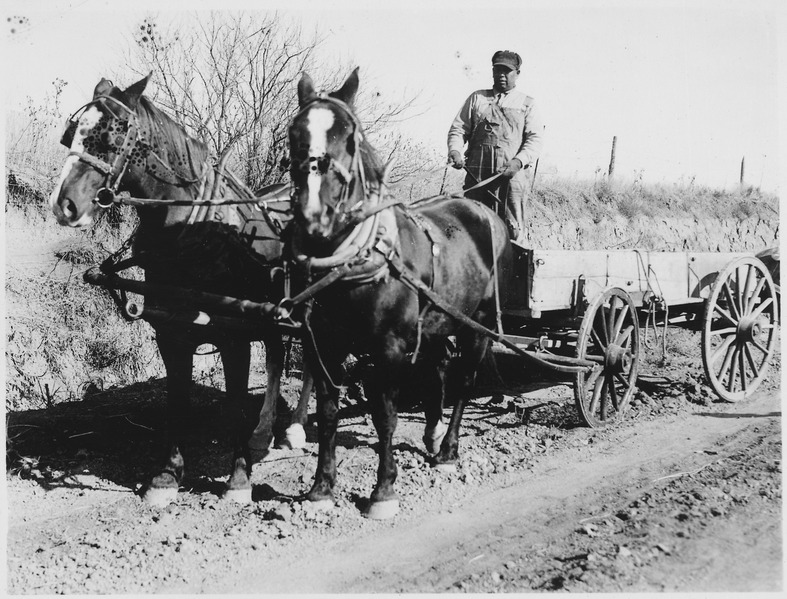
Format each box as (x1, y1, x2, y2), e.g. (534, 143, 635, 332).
(61, 94, 141, 208)
(60, 94, 205, 209)
(290, 94, 369, 227)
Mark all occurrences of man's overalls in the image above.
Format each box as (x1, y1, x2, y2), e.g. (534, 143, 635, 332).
(463, 98, 530, 239)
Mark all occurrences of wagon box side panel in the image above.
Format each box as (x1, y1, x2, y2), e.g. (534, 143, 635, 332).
(687, 252, 750, 300)
(528, 250, 604, 314)
(515, 249, 755, 317)
(639, 252, 691, 305)
(528, 250, 648, 314)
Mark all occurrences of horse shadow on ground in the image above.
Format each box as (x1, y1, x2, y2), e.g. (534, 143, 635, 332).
(6, 356, 582, 501)
(6, 377, 317, 499)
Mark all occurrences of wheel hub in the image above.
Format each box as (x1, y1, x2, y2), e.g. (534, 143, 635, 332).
(737, 316, 762, 343)
(605, 343, 630, 373)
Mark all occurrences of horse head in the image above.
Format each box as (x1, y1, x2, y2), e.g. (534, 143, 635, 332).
(289, 68, 383, 241)
(49, 75, 153, 227)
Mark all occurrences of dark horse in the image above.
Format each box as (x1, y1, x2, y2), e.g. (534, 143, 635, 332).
(287, 69, 513, 519)
(49, 74, 312, 506)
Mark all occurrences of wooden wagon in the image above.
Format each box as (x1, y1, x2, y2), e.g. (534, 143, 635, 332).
(496, 244, 780, 427)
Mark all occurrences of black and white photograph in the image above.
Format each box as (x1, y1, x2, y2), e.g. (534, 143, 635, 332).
(4, 0, 782, 593)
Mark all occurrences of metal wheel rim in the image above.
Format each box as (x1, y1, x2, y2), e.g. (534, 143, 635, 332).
(574, 287, 640, 428)
(701, 256, 778, 402)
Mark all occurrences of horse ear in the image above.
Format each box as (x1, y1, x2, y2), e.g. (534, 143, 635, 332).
(122, 72, 152, 109)
(331, 67, 359, 105)
(298, 72, 316, 107)
(93, 78, 114, 98)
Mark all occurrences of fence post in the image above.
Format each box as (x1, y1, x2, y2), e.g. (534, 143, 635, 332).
(740, 156, 745, 185)
(608, 136, 617, 178)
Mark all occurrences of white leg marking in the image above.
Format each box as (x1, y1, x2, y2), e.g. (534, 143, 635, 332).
(423, 419, 448, 455)
(305, 107, 334, 220)
(283, 423, 307, 449)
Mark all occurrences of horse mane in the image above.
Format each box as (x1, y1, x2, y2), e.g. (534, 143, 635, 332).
(135, 95, 211, 181)
(358, 138, 386, 187)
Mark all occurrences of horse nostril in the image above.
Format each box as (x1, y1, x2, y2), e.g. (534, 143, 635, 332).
(62, 198, 77, 219)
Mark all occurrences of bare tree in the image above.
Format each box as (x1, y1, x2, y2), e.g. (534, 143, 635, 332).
(120, 11, 438, 192)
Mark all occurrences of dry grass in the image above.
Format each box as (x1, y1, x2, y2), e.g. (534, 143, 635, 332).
(531, 176, 779, 224)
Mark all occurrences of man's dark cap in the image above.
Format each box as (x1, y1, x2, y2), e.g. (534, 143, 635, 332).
(492, 50, 521, 70)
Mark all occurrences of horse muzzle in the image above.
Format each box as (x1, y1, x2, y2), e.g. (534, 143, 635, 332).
(50, 189, 96, 228)
(303, 208, 337, 240)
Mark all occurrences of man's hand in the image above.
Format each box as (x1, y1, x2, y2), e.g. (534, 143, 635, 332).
(497, 157, 523, 178)
(448, 150, 465, 170)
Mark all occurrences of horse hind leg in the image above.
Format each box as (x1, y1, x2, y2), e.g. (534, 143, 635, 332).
(283, 360, 313, 450)
(221, 339, 253, 504)
(143, 333, 193, 508)
(419, 342, 451, 455)
(432, 333, 489, 472)
(249, 333, 285, 452)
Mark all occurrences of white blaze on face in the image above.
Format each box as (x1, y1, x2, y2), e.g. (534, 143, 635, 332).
(48, 106, 103, 210)
(304, 107, 335, 220)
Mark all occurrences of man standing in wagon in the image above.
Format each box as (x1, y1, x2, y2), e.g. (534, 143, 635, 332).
(447, 50, 544, 242)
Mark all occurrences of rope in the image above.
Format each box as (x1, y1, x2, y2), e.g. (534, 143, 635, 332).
(634, 250, 669, 357)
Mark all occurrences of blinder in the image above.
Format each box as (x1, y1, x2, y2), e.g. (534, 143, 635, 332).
(60, 104, 89, 149)
(60, 118, 78, 148)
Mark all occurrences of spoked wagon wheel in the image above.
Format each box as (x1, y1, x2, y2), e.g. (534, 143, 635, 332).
(574, 287, 641, 428)
(701, 256, 778, 402)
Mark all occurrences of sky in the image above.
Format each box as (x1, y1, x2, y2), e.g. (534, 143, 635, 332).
(3, 0, 785, 192)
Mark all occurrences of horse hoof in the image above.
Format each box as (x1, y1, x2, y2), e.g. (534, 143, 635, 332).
(223, 487, 252, 504)
(143, 486, 178, 508)
(423, 421, 448, 454)
(282, 424, 306, 449)
(433, 462, 458, 473)
(364, 499, 399, 520)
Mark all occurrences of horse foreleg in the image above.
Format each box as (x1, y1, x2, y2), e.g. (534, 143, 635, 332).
(284, 360, 313, 450)
(249, 333, 285, 452)
(363, 365, 401, 520)
(305, 347, 343, 509)
(221, 339, 253, 504)
(143, 332, 194, 507)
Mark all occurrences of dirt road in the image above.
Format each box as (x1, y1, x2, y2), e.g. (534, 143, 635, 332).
(6, 346, 782, 594)
(221, 389, 781, 594)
